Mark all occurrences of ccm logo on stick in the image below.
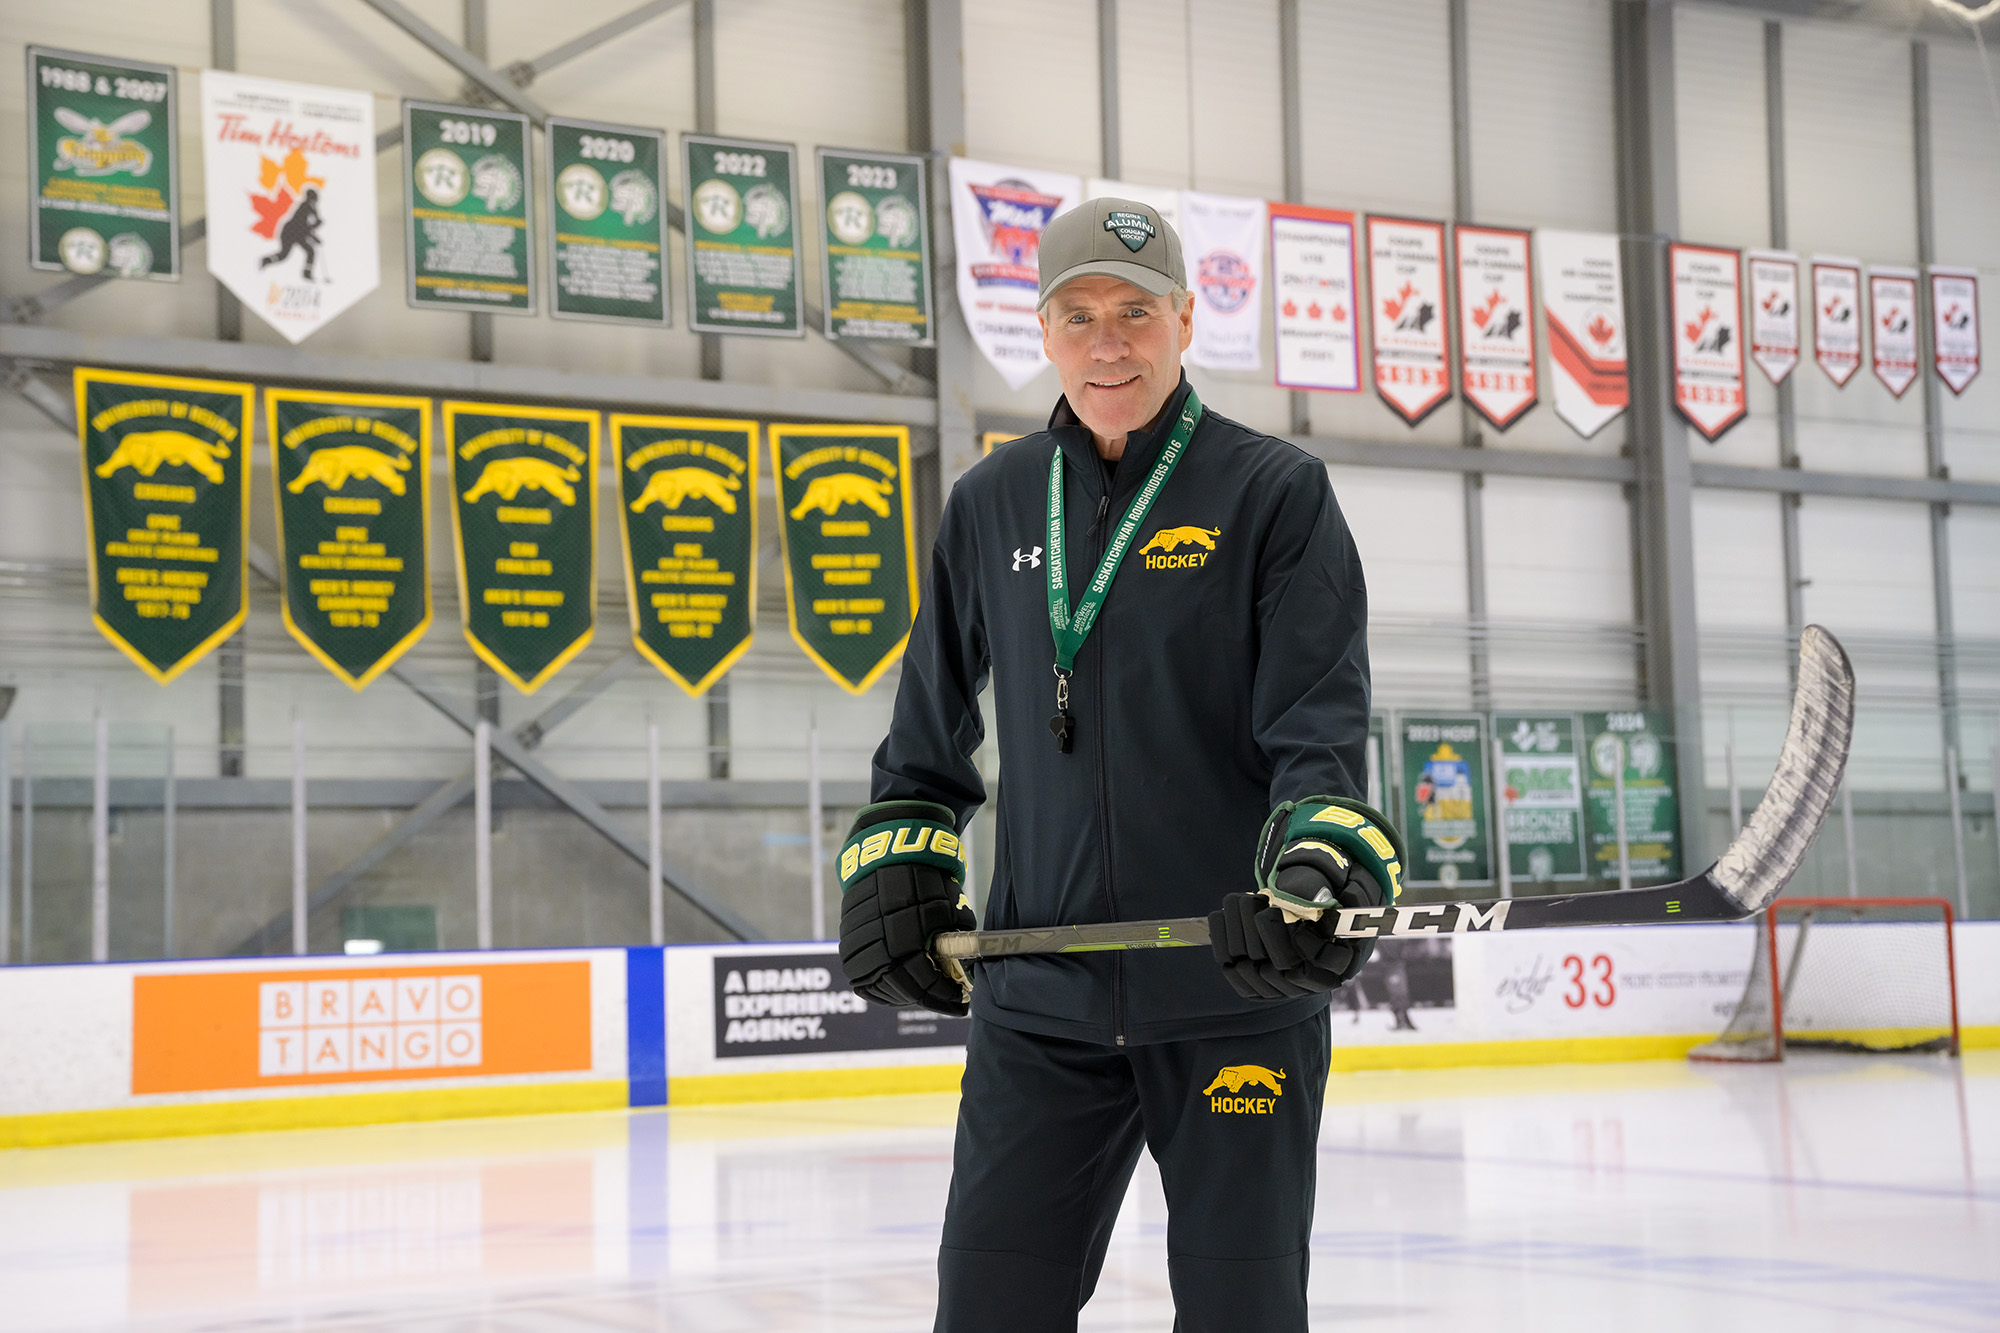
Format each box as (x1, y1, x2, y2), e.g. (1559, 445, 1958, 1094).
(1331, 901, 1511, 938)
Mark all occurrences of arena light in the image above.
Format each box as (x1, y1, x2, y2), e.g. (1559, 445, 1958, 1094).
(1929, 0, 2000, 20)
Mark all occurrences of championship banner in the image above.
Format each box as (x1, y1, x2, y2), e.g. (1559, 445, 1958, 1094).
(1397, 715, 1492, 889)
(1931, 266, 1982, 395)
(1454, 224, 1537, 430)
(683, 133, 803, 338)
(1869, 267, 1919, 398)
(1583, 710, 1681, 883)
(267, 390, 432, 690)
(1180, 190, 1266, 372)
(403, 100, 534, 313)
(545, 117, 667, 327)
(201, 72, 377, 343)
(1746, 250, 1800, 385)
(948, 158, 1081, 389)
(28, 46, 178, 280)
(1085, 179, 1178, 230)
(770, 425, 918, 695)
(1668, 242, 1746, 441)
(1367, 217, 1451, 425)
(612, 415, 757, 696)
(818, 147, 932, 344)
(445, 402, 599, 694)
(1536, 230, 1627, 438)
(76, 368, 252, 683)
(1493, 712, 1588, 884)
(1270, 204, 1359, 393)
(1812, 257, 1863, 387)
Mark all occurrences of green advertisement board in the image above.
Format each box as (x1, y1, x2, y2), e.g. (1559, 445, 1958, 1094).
(77, 368, 251, 682)
(404, 100, 534, 313)
(546, 116, 668, 327)
(1582, 709, 1683, 882)
(1397, 714, 1492, 888)
(682, 133, 802, 337)
(613, 414, 757, 695)
(267, 389, 433, 690)
(28, 46, 179, 280)
(816, 147, 932, 344)
(445, 402, 599, 693)
(1493, 712, 1589, 883)
(770, 424, 918, 694)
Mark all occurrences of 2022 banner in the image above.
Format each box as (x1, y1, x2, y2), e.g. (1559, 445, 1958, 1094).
(546, 116, 668, 327)
(404, 101, 535, 314)
(29, 46, 179, 280)
(683, 133, 803, 337)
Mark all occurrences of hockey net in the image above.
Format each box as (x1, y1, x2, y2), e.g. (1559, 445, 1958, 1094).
(1689, 897, 1960, 1062)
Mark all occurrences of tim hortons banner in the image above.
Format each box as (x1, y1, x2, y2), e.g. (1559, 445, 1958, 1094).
(613, 415, 757, 695)
(1269, 203, 1359, 393)
(201, 72, 376, 343)
(770, 425, 919, 694)
(76, 368, 252, 683)
(683, 133, 803, 338)
(403, 100, 535, 314)
(1812, 257, 1863, 387)
(1367, 216, 1451, 425)
(819, 147, 933, 344)
(949, 158, 1081, 389)
(446, 402, 600, 694)
(1746, 250, 1800, 385)
(28, 46, 179, 280)
(546, 116, 668, 327)
(1181, 189, 1266, 372)
(267, 390, 432, 690)
(1454, 224, 1537, 430)
(1869, 267, 1919, 398)
(1668, 242, 1746, 441)
(1537, 230, 1628, 438)
(1931, 266, 1981, 395)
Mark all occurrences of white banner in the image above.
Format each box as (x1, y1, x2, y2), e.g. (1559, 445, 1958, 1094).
(1746, 249, 1799, 385)
(1536, 230, 1628, 439)
(200, 71, 377, 343)
(1869, 266, 1919, 398)
(1180, 189, 1266, 372)
(1930, 266, 1981, 396)
(1269, 203, 1358, 393)
(1669, 242, 1746, 441)
(1367, 216, 1451, 424)
(1812, 257, 1863, 387)
(1455, 224, 1537, 429)
(1085, 178, 1178, 231)
(948, 158, 1080, 390)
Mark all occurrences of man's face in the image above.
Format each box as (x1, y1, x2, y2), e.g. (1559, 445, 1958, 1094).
(1040, 275, 1194, 449)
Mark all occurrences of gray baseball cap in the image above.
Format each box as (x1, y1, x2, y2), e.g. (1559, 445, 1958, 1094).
(1037, 196, 1185, 309)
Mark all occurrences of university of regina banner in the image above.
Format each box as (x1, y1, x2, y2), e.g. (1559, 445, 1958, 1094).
(268, 390, 432, 689)
(613, 415, 758, 695)
(770, 425, 919, 694)
(76, 368, 252, 682)
(446, 402, 599, 693)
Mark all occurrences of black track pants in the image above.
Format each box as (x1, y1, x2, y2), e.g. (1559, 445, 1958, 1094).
(934, 1007, 1332, 1333)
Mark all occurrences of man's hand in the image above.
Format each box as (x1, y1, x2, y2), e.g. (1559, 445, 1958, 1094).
(837, 801, 976, 1016)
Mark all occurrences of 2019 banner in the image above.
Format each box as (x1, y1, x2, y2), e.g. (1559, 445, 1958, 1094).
(404, 101, 535, 314)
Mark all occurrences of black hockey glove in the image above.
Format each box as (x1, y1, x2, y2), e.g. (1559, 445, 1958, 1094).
(837, 800, 976, 1016)
(1211, 796, 1407, 1001)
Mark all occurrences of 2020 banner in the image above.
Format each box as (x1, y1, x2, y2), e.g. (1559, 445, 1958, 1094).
(1269, 203, 1359, 393)
(1668, 242, 1745, 441)
(948, 157, 1080, 389)
(404, 101, 535, 314)
(77, 368, 252, 682)
(546, 116, 668, 327)
(1367, 217, 1452, 426)
(1397, 714, 1492, 888)
(818, 147, 932, 344)
(1537, 230, 1628, 438)
(1455, 224, 1537, 430)
(28, 46, 179, 281)
(683, 133, 803, 338)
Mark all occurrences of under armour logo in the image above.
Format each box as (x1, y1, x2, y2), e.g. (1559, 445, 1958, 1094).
(1012, 547, 1043, 571)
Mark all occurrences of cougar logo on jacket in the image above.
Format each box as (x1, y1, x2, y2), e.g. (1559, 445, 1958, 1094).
(1141, 526, 1219, 570)
(1204, 1064, 1285, 1113)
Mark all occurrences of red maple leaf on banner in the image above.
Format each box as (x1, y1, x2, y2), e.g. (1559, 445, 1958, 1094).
(1471, 289, 1505, 331)
(1306, 301, 1323, 319)
(1282, 299, 1298, 318)
(1684, 306, 1714, 345)
(249, 187, 295, 239)
(1330, 303, 1346, 322)
(1383, 282, 1416, 322)
(1587, 314, 1615, 344)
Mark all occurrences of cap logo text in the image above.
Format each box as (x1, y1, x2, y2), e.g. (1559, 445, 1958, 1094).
(1103, 211, 1155, 253)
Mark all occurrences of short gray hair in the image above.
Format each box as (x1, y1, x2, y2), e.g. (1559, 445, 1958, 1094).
(1170, 285, 1191, 312)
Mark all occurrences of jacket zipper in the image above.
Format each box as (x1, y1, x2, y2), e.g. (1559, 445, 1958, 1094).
(1087, 461, 1125, 1046)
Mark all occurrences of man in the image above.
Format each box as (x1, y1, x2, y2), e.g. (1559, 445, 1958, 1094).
(837, 198, 1403, 1331)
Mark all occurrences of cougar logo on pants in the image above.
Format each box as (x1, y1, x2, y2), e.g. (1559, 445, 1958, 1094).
(1204, 1064, 1284, 1114)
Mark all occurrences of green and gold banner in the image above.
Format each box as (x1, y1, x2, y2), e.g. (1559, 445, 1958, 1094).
(77, 368, 251, 682)
(546, 116, 668, 326)
(445, 401, 599, 693)
(816, 147, 932, 344)
(770, 424, 918, 694)
(1397, 714, 1494, 888)
(403, 100, 534, 313)
(267, 389, 433, 690)
(613, 415, 757, 695)
(1583, 709, 1683, 882)
(682, 132, 803, 337)
(29, 46, 179, 280)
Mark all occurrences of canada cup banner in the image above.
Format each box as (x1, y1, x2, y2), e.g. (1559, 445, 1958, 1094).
(28, 46, 179, 280)
(1536, 230, 1628, 438)
(1812, 258, 1863, 387)
(1367, 217, 1452, 425)
(1269, 204, 1359, 393)
(948, 158, 1080, 389)
(1746, 250, 1800, 385)
(1930, 266, 1981, 395)
(1454, 224, 1537, 429)
(1180, 190, 1266, 372)
(1668, 243, 1746, 441)
(1869, 267, 1919, 398)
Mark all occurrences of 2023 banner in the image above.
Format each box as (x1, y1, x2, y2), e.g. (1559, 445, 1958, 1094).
(817, 147, 932, 344)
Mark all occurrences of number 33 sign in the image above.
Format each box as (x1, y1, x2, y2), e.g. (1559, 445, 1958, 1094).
(1562, 953, 1616, 1009)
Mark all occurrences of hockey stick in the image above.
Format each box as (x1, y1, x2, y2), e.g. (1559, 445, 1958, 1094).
(933, 625, 1854, 961)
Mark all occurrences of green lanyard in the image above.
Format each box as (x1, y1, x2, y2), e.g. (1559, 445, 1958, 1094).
(1045, 387, 1202, 752)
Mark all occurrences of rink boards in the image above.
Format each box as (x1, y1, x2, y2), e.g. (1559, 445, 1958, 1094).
(4, 923, 1997, 1147)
